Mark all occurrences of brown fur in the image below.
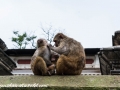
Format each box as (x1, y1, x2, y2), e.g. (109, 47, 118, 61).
(31, 38, 56, 75)
(31, 56, 48, 75)
(50, 33, 86, 75)
(50, 50, 59, 65)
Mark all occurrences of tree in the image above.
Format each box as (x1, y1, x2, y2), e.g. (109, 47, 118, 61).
(11, 31, 37, 49)
(41, 25, 55, 44)
(40, 24, 64, 44)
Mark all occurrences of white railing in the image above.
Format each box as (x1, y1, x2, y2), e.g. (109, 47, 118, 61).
(10, 54, 101, 75)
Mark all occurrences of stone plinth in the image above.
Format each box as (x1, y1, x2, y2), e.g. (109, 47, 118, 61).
(0, 75, 119, 90)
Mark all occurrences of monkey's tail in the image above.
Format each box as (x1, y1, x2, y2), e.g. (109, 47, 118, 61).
(33, 56, 48, 75)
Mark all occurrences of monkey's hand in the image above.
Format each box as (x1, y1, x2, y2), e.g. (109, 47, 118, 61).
(48, 44, 54, 49)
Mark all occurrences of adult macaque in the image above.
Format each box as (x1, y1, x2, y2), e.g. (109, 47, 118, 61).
(50, 33, 86, 75)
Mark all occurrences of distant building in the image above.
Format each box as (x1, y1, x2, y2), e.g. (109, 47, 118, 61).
(5, 48, 101, 75)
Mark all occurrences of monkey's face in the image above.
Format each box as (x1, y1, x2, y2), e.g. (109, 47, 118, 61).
(53, 33, 64, 47)
(53, 39, 60, 47)
(37, 38, 48, 48)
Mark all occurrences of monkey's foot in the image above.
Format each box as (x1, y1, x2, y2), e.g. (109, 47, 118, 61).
(47, 71, 52, 76)
(47, 64, 56, 76)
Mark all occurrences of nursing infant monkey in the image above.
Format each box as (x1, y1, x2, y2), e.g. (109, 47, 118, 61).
(31, 38, 59, 75)
(50, 33, 86, 75)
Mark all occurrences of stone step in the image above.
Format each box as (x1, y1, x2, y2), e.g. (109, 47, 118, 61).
(0, 75, 119, 90)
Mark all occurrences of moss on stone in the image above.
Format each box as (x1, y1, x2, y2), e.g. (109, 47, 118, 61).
(0, 75, 120, 90)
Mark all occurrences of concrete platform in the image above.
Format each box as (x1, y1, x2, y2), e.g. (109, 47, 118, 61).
(0, 75, 120, 90)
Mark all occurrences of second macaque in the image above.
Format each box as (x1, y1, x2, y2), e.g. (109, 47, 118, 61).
(31, 38, 58, 75)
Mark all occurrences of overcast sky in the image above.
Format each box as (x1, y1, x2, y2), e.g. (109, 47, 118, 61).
(0, 0, 120, 49)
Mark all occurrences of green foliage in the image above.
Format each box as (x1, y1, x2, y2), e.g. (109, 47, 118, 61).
(12, 31, 37, 49)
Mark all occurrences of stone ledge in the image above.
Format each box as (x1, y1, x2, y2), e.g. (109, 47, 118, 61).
(0, 75, 120, 90)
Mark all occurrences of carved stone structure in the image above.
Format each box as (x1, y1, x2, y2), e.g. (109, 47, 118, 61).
(0, 38, 16, 75)
(0, 38, 8, 51)
(112, 30, 120, 46)
(98, 30, 120, 75)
